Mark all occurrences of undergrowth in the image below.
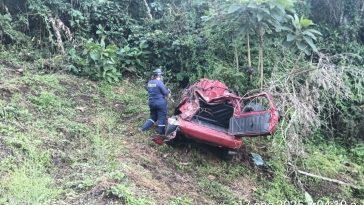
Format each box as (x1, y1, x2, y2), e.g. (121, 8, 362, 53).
(0, 51, 363, 204)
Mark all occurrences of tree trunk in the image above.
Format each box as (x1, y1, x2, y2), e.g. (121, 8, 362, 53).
(247, 34, 251, 67)
(235, 46, 239, 71)
(259, 33, 264, 90)
(247, 34, 252, 82)
(143, 0, 153, 20)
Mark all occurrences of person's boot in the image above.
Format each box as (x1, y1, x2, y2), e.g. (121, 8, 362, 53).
(141, 119, 155, 131)
(157, 125, 165, 136)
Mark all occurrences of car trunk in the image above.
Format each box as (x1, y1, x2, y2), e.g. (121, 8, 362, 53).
(191, 100, 234, 133)
(190, 99, 277, 137)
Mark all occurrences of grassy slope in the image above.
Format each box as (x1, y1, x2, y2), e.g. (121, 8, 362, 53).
(0, 57, 363, 204)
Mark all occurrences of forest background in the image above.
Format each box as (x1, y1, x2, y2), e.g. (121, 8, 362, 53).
(0, 0, 363, 204)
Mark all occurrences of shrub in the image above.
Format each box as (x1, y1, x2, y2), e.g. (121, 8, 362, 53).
(68, 39, 121, 83)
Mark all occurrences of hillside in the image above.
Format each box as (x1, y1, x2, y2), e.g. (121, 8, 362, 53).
(1, 56, 363, 204)
(0, 59, 256, 204)
(1, 0, 364, 203)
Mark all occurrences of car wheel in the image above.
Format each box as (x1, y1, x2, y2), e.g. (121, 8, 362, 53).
(165, 132, 187, 147)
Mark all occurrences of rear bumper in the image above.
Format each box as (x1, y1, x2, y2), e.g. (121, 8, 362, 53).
(179, 119, 242, 149)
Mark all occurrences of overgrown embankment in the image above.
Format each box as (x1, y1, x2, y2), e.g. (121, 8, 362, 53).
(0, 59, 257, 204)
(0, 56, 363, 204)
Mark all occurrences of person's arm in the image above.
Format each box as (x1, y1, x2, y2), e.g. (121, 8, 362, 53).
(158, 81, 170, 96)
(144, 79, 150, 91)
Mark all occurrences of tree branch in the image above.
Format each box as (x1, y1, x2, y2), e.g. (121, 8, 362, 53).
(142, 0, 153, 20)
(296, 169, 360, 189)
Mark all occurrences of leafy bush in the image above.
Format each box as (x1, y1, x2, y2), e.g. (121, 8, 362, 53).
(69, 39, 121, 83)
(117, 41, 150, 75)
(0, 14, 27, 45)
(283, 14, 322, 55)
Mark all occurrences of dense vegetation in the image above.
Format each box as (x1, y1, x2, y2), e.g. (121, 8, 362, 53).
(0, 0, 363, 204)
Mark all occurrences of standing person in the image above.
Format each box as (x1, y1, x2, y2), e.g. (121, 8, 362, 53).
(140, 68, 170, 135)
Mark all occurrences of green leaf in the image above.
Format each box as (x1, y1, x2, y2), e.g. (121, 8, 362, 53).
(304, 47, 311, 55)
(107, 76, 112, 84)
(277, 0, 294, 8)
(302, 30, 317, 41)
(286, 33, 296, 42)
(257, 12, 263, 22)
(303, 36, 318, 52)
(201, 16, 211, 22)
(100, 38, 106, 48)
(296, 41, 306, 50)
(227, 4, 242, 14)
(292, 13, 300, 28)
(259, 7, 271, 15)
(304, 192, 314, 205)
(282, 40, 294, 48)
(89, 51, 100, 61)
(300, 18, 314, 28)
(306, 29, 322, 36)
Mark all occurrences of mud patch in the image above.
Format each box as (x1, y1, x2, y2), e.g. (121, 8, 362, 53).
(0, 60, 23, 70)
(0, 88, 13, 102)
(0, 83, 30, 102)
(304, 179, 344, 200)
(59, 79, 81, 90)
(0, 139, 13, 160)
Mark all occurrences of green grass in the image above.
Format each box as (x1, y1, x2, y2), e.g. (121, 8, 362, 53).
(0, 55, 363, 204)
(299, 137, 364, 202)
(30, 91, 72, 110)
(303, 142, 346, 177)
(0, 129, 61, 205)
(108, 183, 155, 205)
(254, 136, 303, 203)
(168, 196, 194, 205)
(257, 174, 302, 204)
(22, 73, 65, 93)
(198, 179, 239, 204)
(0, 64, 151, 204)
(0, 163, 62, 205)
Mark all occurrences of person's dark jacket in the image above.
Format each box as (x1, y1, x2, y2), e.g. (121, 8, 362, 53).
(146, 79, 169, 103)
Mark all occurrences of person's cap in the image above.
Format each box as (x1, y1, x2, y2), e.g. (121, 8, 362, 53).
(153, 68, 163, 75)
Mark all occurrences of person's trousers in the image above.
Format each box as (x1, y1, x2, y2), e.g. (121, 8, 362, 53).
(141, 100, 167, 135)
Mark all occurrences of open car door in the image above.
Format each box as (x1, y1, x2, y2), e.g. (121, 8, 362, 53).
(229, 93, 279, 137)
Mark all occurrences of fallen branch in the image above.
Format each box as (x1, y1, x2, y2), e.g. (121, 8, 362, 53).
(296, 169, 361, 189)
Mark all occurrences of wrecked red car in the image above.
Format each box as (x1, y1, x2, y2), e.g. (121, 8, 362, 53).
(158, 79, 279, 154)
